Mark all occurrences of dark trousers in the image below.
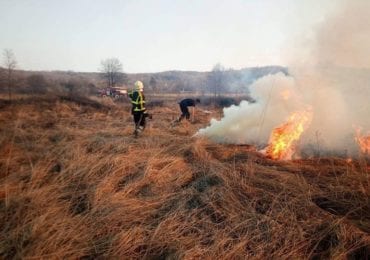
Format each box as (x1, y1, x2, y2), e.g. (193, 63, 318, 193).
(179, 104, 190, 121)
(133, 112, 146, 129)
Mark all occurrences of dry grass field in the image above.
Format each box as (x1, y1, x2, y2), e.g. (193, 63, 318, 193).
(0, 95, 369, 259)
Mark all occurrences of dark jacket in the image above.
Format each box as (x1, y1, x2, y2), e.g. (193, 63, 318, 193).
(179, 98, 196, 107)
(128, 90, 146, 113)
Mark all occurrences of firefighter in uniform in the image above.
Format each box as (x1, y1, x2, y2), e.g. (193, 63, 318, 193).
(128, 81, 147, 136)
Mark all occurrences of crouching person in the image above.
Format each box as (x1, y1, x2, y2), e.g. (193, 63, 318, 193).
(128, 81, 147, 137)
(178, 98, 200, 123)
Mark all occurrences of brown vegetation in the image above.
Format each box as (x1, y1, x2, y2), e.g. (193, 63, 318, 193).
(0, 95, 369, 259)
(0, 65, 286, 96)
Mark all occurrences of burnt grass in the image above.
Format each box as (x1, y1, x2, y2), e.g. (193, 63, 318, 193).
(0, 95, 369, 259)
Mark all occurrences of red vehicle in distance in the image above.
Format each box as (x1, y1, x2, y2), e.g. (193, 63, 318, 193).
(98, 87, 127, 99)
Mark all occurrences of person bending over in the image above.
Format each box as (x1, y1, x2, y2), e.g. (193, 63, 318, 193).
(178, 98, 200, 122)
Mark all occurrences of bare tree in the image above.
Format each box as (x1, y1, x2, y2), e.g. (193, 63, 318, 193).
(99, 58, 127, 88)
(3, 49, 17, 101)
(149, 76, 157, 91)
(207, 63, 226, 98)
(27, 74, 48, 94)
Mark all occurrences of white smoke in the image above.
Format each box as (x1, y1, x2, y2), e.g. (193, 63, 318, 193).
(197, 0, 370, 156)
(197, 73, 306, 146)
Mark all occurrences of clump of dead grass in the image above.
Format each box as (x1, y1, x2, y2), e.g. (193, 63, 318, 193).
(0, 95, 369, 259)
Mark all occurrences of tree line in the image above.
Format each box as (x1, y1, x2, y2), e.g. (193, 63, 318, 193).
(0, 49, 287, 100)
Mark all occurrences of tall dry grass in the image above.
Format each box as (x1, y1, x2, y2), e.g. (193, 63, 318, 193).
(0, 95, 369, 259)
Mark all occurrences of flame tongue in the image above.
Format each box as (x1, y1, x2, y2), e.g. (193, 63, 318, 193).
(355, 128, 370, 154)
(266, 109, 312, 160)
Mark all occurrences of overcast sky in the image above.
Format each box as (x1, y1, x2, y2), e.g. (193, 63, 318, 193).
(0, 0, 343, 73)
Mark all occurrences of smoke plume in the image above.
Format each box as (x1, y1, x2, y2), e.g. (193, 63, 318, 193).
(197, 1, 370, 157)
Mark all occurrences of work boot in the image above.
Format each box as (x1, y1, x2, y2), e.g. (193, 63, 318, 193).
(133, 129, 139, 138)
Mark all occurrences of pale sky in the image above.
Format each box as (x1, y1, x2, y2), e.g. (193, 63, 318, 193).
(0, 0, 343, 73)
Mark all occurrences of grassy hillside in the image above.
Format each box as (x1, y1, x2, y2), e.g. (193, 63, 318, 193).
(1, 66, 287, 94)
(0, 95, 369, 259)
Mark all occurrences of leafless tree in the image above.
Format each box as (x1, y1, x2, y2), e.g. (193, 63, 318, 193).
(207, 63, 226, 98)
(3, 49, 17, 101)
(149, 76, 157, 91)
(99, 58, 127, 88)
(27, 74, 48, 94)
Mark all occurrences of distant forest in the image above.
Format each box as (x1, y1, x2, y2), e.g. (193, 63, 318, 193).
(0, 65, 287, 96)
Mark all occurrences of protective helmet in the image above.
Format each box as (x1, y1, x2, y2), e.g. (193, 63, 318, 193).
(134, 81, 144, 91)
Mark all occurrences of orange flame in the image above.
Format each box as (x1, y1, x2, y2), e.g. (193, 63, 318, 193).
(266, 109, 312, 160)
(355, 128, 370, 154)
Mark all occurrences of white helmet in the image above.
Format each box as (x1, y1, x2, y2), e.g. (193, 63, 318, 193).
(134, 81, 144, 91)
